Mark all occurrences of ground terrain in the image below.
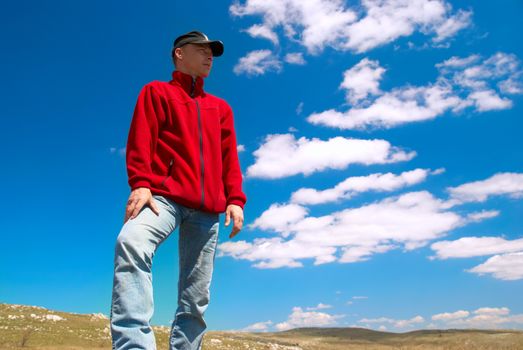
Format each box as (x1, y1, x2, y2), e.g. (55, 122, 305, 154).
(1, 303, 522, 349)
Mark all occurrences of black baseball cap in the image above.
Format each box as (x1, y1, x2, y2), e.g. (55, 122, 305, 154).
(172, 31, 224, 57)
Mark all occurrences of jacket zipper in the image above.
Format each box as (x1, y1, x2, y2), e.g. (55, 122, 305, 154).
(191, 78, 205, 209)
(161, 158, 174, 187)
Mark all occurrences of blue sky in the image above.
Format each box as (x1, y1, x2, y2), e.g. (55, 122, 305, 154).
(1, 0, 522, 333)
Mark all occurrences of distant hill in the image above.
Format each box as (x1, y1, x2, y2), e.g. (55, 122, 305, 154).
(1, 303, 523, 349)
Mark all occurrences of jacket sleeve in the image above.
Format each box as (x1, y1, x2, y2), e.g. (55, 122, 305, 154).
(126, 83, 167, 190)
(221, 102, 247, 209)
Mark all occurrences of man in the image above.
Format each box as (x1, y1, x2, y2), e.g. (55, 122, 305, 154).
(110, 31, 247, 350)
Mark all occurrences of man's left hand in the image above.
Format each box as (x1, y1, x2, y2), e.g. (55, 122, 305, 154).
(225, 204, 244, 239)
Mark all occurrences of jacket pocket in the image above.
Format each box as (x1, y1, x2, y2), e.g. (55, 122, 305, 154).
(161, 158, 174, 187)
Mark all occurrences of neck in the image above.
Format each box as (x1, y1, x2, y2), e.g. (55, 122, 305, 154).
(176, 66, 199, 80)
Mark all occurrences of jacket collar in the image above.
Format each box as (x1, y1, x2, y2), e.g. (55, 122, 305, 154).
(170, 70, 204, 97)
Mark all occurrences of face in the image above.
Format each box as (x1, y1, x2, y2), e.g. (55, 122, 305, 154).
(175, 43, 213, 78)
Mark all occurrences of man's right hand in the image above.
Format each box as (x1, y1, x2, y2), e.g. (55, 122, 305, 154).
(124, 187, 160, 223)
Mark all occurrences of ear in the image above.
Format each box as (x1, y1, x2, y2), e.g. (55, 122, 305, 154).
(174, 47, 183, 61)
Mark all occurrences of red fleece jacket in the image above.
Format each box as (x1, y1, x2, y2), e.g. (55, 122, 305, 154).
(126, 70, 247, 213)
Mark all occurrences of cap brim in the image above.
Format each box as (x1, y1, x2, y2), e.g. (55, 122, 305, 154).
(191, 40, 224, 57)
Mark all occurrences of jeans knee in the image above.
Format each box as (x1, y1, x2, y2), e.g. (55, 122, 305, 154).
(114, 228, 153, 272)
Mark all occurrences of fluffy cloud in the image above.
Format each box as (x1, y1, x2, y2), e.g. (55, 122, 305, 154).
(284, 52, 306, 65)
(290, 168, 436, 205)
(432, 310, 470, 321)
(219, 191, 484, 268)
(467, 252, 523, 281)
(231, 0, 471, 55)
(249, 203, 309, 236)
(430, 235, 523, 281)
(233, 49, 282, 76)
(246, 133, 416, 179)
(231, 0, 357, 55)
(306, 303, 332, 311)
(275, 306, 344, 331)
(432, 9, 472, 43)
(242, 320, 273, 332)
(218, 237, 337, 268)
(244, 24, 279, 45)
(475, 307, 510, 316)
(359, 315, 424, 329)
(431, 307, 523, 329)
(245, 306, 523, 332)
(431, 236, 523, 260)
(307, 53, 522, 129)
(222, 168, 519, 273)
(361, 307, 523, 331)
(447, 172, 523, 204)
(340, 58, 386, 104)
(467, 89, 512, 112)
(465, 210, 500, 222)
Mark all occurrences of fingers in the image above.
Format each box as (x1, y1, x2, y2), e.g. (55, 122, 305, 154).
(124, 196, 139, 223)
(228, 210, 244, 239)
(130, 198, 147, 220)
(225, 209, 231, 226)
(124, 188, 159, 223)
(149, 198, 160, 216)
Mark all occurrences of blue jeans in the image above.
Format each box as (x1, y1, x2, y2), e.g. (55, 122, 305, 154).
(110, 195, 220, 350)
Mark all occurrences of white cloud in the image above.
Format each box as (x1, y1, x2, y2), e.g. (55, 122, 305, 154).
(307, 53, 522, 130)
(233, 50, 282, 76)
(244, 24, 279, 45)
(498, 77, 523, 94)
(465, 210, 500, 222)
(340, 243, 397, 263)
(231, 0, 357, 54)
(467, 252, 523, 281)
(358, 315, 424, 329)
(432, 310, 469, 321)
(308, 78, 463, 130)
(431, 236, 523, 260)
(242, 320, 273, 332)
(284, 52, 306, 65)
(306, 303, 332, 311)
(290, 168, 433, 205)
(219, 191, 483, 268)
(231, 0, 471, 55)
(432, 9, 472, 43)
(447, 172, 523, 204)
(218, 237, 337, 269)
(468, 89, 512, 112)
(275, 306, 344, 331)
(246, 133, 416, 179)
(431, 307, 523, 329)
(475, 307, 510, 316)
(362, 307, 523, 330)
(249, 203, 309, 236)
(355, 306, 523, 330)
(237, 144, 246, 152)
(436, 54, 480, 69)
(340, 58, 386, 105)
